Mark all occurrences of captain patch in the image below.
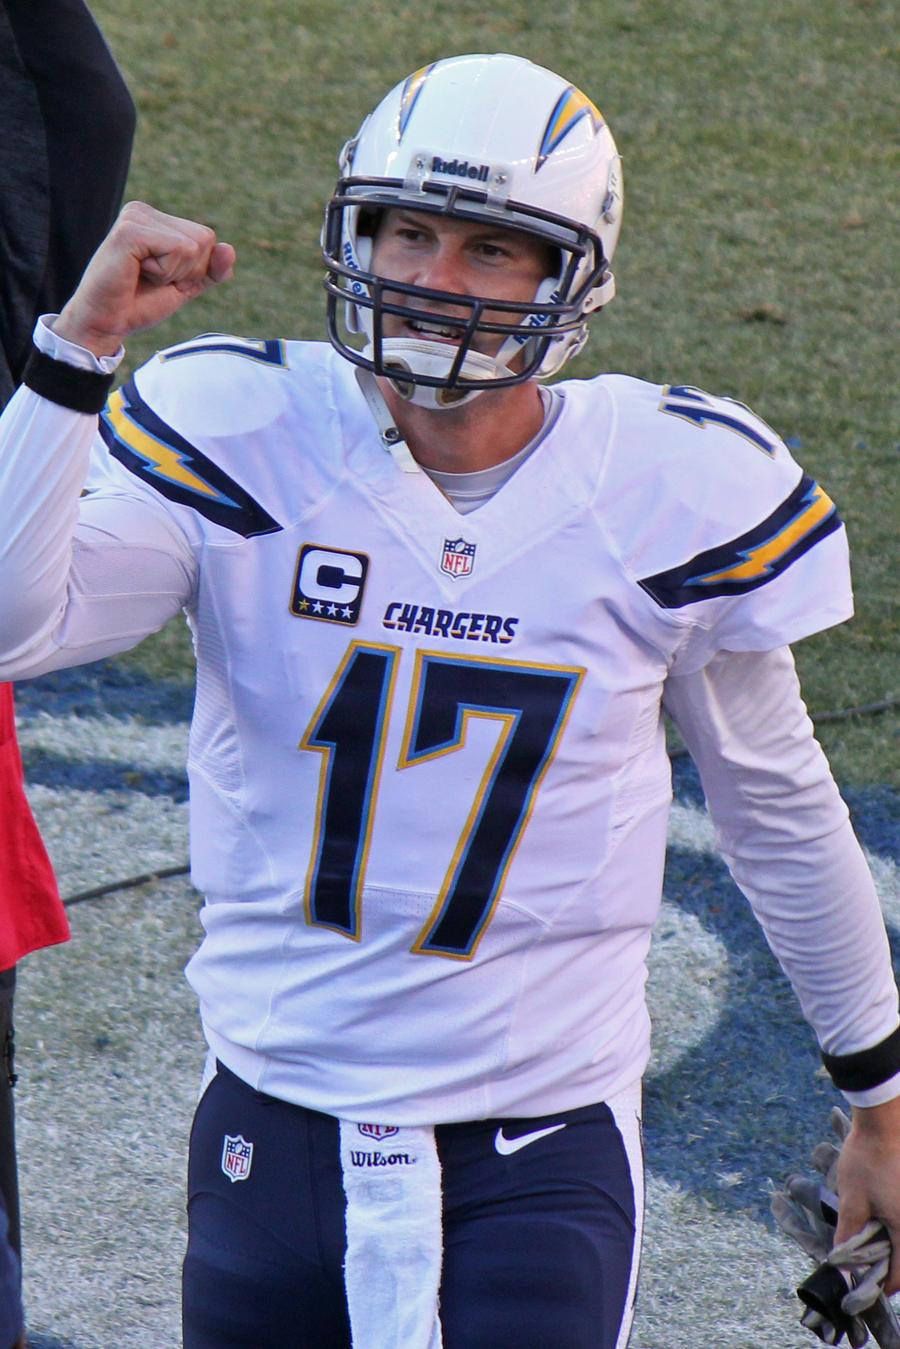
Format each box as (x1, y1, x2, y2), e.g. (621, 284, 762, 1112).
(291, 544, 369, 624)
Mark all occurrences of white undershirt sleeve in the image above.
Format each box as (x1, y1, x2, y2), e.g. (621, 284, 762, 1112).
(0, 319, 197, 680)
(663, 646, 900, 1107)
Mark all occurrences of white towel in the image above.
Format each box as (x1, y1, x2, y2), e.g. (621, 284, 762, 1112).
(340, 1119, 444, 1349)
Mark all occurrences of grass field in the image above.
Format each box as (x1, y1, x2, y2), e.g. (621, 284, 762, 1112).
(11, 2, 900, 1345)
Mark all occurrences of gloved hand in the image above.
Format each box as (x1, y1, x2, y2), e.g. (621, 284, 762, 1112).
(771, 1107, 900, 1347)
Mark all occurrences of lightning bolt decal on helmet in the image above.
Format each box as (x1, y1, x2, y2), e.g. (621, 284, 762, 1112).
(322, 53, 623, 409)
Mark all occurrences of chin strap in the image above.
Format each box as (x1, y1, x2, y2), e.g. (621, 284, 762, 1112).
(354, 369, 420, 472)
(364, 338, 517, 410)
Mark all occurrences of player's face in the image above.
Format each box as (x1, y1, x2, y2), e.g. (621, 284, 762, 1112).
(370, 209, 555, 359)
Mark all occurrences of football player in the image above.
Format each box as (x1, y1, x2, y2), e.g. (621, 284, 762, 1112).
(0, 53, 897, 1349)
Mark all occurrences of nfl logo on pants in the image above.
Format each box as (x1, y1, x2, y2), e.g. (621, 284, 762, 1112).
(221, 1133, 254, 1183)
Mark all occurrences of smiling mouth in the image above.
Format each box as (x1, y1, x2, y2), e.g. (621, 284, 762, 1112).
(405, 316, 464, 342)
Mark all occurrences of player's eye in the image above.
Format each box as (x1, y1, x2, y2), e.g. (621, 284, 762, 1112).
(396, 224, 428, 243)
(474, 240, 514, 261)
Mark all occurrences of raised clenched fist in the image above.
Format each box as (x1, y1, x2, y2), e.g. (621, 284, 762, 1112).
(54, 201, 236, 357)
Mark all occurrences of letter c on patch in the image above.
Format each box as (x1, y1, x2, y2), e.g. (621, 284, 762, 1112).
(300, 547, 364, 602)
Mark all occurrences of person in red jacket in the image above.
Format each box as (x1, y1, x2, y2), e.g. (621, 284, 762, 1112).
(0, 684, 69, 1347)
(0, 3, 135, 1341)
(0, 686, 69, 970)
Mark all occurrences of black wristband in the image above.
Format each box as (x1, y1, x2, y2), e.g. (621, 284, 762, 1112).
(822, 1024, 900, 1092)
(22, 344, 115, 414)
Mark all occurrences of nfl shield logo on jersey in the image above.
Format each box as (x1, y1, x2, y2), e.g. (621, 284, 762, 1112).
(440, 537, 476, 578)
(357, 1123, 400, 1141)
(221, 1133, 254, 1183)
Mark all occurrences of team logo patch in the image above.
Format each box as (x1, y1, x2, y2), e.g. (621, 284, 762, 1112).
(357, 1122, 400, 1141)
(221, 1133, 254, 1183)
(440, 537, 476, 578)
(291, 544, 369, 624)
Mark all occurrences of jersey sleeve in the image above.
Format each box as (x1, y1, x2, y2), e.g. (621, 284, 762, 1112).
(600, 380, 853, 674)
(48, 334, 303, 671)
(663, 646, 900, 1107)
(93, 334, 295, 542)
(0, 320, 199, 680)
(95, 333, 353, 547)
(645, 469, 852, 674)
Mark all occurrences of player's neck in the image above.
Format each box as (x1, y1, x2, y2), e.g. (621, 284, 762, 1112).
(379, 378, 546, 474)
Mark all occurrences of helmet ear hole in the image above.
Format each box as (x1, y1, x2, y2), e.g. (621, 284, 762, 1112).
(352, 207, 377, 272)
(357, 207, 381, 240)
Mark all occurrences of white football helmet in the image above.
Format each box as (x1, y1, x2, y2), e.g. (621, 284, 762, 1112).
(322, 53, 623, 408)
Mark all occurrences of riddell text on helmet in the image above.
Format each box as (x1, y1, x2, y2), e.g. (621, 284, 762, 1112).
(431, 155, 491, 182)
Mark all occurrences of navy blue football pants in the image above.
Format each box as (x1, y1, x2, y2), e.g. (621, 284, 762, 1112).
(183, 1063, 642, 1348)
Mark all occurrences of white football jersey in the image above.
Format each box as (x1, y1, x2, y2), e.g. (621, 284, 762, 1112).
(68, 336, 854, 1122)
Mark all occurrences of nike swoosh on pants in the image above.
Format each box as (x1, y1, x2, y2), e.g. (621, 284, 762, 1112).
(494, 1123, 567, 1155)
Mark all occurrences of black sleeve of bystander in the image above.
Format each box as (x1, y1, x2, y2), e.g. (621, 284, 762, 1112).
(0, 0, 136, 399)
